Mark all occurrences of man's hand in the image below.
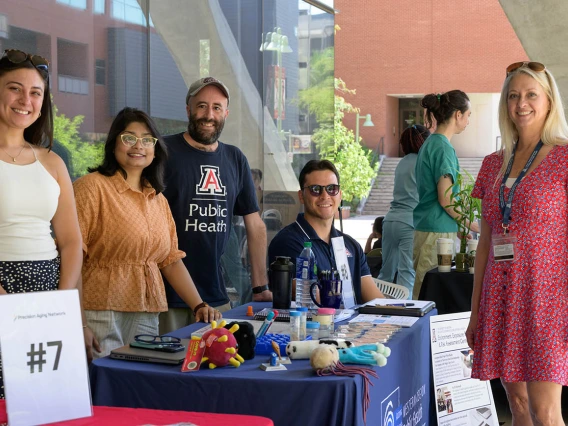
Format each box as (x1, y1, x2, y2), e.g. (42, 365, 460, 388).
(83, 326, 101, 363)
(252, 289, 272, 302)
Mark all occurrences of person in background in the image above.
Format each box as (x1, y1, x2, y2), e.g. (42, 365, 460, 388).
(74, 107, 220, 360)
(0, 49, 82, 398)
(378, 125, 430, 297)
(268, 160, 384, 303)
(251, 168, 263, 191)
(159, 77, 271, 334)
(412, 90, 480, 299)
(364, 216, 383, 254)
(466, 61, 568, 425)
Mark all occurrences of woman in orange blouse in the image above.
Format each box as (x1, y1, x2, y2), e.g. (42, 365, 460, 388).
(74, 107, 221, 360)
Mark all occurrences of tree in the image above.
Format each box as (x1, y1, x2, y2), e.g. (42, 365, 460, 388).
(53, 103, 104, 179)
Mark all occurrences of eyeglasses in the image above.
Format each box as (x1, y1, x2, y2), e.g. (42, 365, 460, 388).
(2, 49, 49, 72)
(303, 184, 340, 197)
(120, 134, 158, 148)
(134, 334, 181, 346)
(506, 61, 546, 76)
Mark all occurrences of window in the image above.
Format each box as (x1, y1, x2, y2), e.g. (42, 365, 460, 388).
(56, 0, 87, 9)
(112, 0, 147, 26)
(93, 0, 105, 14)
(95, 59, 106, 85)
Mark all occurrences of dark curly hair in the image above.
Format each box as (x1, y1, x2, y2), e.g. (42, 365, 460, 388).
(400, 124, 430, 155)
(90, 107, 168, 193)
(0, 54, 53, 149)
(420, 90, 470, 129)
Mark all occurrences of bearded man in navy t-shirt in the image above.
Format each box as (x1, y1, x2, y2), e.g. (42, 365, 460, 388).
(159, 77, 271, 334)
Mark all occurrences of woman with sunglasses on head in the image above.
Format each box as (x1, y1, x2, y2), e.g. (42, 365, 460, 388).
(378, 125, 430, 297)
(466, 62, 568, 425)
(73, 107, 221, 361)
(412, 90, 480, 299)
(0, 50, 83, 399)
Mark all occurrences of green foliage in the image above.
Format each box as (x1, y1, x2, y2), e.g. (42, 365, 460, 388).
(297, 48, 334, 124)
(53, 103, 104, 179)
(310, 78, 377, 203)
(445, 170, 482, 253)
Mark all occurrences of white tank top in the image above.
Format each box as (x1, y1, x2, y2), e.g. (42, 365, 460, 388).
(0, 144, 60, 261)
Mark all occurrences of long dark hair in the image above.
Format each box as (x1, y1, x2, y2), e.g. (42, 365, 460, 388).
(90, 107, 168, 193)
(400, 124, 430, 155)
(420, 90, 470, 129)
(0, 55, 53, 149)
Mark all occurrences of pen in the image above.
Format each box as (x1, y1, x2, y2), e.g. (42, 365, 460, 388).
(384, 303, 415, 307)
(256, 310, 275, 338)
(265, 310, 278, 334)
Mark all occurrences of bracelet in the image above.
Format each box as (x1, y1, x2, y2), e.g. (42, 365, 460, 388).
(193, 301, 209, 315)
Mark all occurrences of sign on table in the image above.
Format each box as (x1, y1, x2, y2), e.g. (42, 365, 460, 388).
(0, 289, 92, 426)
(430, 312, 498, 426)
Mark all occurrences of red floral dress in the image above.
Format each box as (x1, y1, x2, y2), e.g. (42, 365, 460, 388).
(471, 145, 568, 385)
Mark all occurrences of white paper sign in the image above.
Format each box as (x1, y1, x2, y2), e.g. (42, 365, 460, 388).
(430, 312, 498, 426)
(0, 289, 92, 426)
(331, 236, 356, 308)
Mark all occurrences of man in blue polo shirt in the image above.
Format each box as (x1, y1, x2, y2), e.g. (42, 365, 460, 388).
(268, 160, 384, 304)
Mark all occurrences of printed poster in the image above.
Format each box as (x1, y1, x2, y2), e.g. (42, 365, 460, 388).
(430, 312, 498, 426)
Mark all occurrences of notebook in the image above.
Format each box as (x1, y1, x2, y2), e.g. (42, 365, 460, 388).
(110, 338, 190, 365)
(357, 300, 436, 317)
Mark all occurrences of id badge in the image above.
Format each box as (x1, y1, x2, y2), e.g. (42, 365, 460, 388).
(492, 233, 517, 262)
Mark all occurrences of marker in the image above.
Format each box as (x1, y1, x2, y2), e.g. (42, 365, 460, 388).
(256, 310, 275, 338)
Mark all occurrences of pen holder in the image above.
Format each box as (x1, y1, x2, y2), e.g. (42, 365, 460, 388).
(309, 279, 342, 309)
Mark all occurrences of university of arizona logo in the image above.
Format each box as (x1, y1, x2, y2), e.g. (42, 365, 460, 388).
(196, 165, 226, 196)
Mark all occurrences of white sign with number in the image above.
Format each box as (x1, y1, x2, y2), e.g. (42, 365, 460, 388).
(0, 289, 92, 426)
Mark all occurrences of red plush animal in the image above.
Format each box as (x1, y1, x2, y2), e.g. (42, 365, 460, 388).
(200, 320, 244, 369)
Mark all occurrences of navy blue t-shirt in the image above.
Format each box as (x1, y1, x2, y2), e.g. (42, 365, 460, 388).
(268, 213, 371, 304)
(162, 133, 259, 307)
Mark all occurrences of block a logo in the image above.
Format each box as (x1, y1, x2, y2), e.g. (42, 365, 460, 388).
(196, 165, 226, 196)
(381, 387, 402, 426)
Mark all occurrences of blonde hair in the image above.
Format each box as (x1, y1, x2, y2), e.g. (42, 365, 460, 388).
(498, 66, 568, 177)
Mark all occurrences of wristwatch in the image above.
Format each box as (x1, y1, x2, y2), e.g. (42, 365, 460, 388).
(252, 284, 269, 294)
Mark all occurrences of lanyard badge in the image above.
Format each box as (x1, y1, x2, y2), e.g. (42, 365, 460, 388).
(494, 140, 542, 261)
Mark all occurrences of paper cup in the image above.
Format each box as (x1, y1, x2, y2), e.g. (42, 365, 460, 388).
(436, 238, 454, 272)
(466, 239, 478, 255)
(466, 239, 478, 274)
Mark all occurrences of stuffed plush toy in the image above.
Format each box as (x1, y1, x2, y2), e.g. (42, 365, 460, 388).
(310, 343, 390, 423)
(200, 320, 245, 369)
(225, 321, 256, 360)
(286, 339, 353, 359)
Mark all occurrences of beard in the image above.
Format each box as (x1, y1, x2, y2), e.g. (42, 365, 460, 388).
(187, 112, 225, 145)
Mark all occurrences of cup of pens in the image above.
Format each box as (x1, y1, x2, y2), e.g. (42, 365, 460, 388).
(309, 270, 342, 309)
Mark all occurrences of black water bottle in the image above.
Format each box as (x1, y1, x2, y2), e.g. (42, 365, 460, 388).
(269, 256, 295, 309)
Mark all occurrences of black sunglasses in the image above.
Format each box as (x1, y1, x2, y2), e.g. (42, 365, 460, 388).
(2, 49, 49, 73)
(303, 184, 340, 197)
(134, 334, 181, 346)
(506, 61, 546, 76)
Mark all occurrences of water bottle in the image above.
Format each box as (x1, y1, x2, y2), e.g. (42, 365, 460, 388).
(296, 241, 317, 309)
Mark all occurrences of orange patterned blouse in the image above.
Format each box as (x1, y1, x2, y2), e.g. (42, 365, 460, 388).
(73, 172, 185, 312)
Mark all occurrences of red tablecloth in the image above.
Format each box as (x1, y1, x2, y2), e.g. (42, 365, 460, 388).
(0, 400, 273, 426)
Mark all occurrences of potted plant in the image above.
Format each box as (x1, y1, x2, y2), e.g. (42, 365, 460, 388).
(445, 170, 482, 272)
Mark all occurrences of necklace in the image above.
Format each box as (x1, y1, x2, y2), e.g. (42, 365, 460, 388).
(1, 144, 26, 162)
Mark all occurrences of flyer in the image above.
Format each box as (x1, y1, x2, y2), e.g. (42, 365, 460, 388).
(430, 312, 498, 426)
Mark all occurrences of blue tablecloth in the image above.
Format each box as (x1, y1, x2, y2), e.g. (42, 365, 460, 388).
(90, 303, 436, 426)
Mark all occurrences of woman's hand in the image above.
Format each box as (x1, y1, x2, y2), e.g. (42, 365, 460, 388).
(195, 306, 222, 323)
(83, 325, 101, 363)
(465, 315, 478, 349)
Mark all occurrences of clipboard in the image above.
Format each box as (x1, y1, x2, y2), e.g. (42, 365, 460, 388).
(358, 301, 435, 317)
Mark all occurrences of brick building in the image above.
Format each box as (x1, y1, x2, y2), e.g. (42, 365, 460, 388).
(335, 0, 528, 158)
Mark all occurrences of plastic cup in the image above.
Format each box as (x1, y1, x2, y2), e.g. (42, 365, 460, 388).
(436, 238, 454, 273)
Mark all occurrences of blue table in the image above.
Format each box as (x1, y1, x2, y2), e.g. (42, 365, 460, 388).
(90, 303, 436, 426)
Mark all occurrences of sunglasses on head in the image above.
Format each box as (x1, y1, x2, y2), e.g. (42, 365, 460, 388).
(506, 61, 546, 76)
(2, 49, 50, 73)
(303, 184, 340, 197)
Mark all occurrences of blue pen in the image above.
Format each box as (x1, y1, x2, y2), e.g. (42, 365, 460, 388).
(256, 310, 275, 338)
(386, 303, 415, 307)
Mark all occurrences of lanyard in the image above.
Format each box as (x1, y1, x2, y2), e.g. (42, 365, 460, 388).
(499, 140, 543, 233)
